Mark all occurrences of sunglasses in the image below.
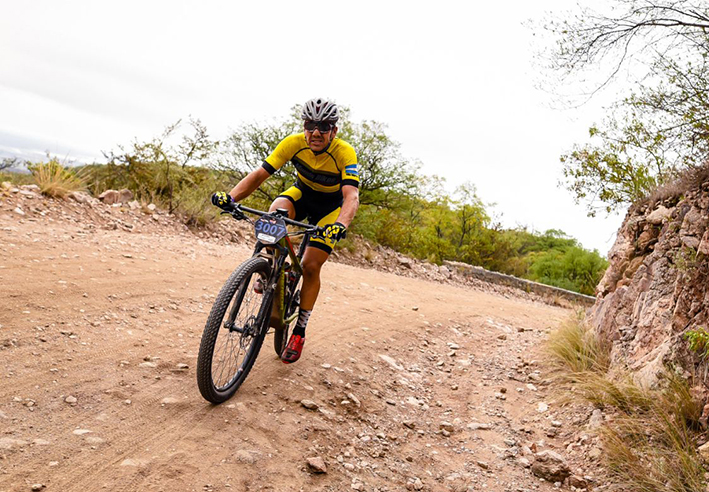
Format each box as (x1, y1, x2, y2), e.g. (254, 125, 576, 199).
(304, 121, 334, 133)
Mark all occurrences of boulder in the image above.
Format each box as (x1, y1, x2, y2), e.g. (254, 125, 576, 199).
(306, 456, 327, 473)
(647, 205, 672, 225)
(99, 189, 133, 205)
(69, 191, 95, 204)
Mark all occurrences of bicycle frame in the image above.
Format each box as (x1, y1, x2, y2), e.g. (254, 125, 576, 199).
(222, 204, 318, 333)
(253, 230, 310, 328)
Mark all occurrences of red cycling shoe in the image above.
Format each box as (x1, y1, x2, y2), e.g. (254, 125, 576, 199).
(281, 334, 305, 364)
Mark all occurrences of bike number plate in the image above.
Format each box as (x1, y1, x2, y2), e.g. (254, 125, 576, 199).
(254, 216, 287, 245)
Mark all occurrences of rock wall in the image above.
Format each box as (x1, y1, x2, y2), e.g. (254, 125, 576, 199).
(589, 176, 709, 387)
(443, 261, 595, 306)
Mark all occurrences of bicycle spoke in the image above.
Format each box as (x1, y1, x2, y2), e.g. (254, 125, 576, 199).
(210, 272, 265, 390)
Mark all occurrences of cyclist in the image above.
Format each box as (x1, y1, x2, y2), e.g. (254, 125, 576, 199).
(212, 98, 359, 363)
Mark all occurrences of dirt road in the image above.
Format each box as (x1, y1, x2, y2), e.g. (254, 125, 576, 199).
(0, 190, 573, 492)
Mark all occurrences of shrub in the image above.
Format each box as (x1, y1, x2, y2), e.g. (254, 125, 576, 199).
(29, 159, 85, 198)
(684, 327, 709, 360)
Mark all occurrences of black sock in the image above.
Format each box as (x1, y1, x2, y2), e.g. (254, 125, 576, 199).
(293, 308, 312, 337)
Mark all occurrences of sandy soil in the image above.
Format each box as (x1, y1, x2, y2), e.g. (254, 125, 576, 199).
(0, 189, 577, 492)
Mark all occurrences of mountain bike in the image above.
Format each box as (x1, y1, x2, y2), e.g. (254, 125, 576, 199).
(196, 202, 319, 403)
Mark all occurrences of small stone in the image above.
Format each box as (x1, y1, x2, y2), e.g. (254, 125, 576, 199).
(587, 409, 603, 429)
(301, 400, 319, 410)
(72, 429, 91, 435)
(569, 475, 588, 489)
(32, 484, 44, 491)
(497, 334, 507, 340)
(139, 362, 157, 368)
(307, 456, 327, 473)
(403, 420, 416, 429)
(537, 402, 548, 413)
(476, 460, 489, 470)
(347, 393, 361, 407)
(467, 422, 491, 430)
(379, 354, 404, 371)
(65, 396, 77, 404)
(176, 363, 189, 370)
(531, 450, 570, 483)
(440, 421, 455, 433)
(161, 397, 179, 405)
(588, 447, 603, 460)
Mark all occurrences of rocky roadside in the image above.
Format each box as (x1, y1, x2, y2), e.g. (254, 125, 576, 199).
(0, 183, 608, 491)
(0, 183, 567, 309)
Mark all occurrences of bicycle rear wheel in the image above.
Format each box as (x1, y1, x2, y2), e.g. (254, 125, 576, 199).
(197, 256, 272, 403)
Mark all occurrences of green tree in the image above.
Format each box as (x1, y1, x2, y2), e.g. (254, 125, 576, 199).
(541, 0, 709, 214)
(216, 105, 421, 209)
(527, 246, 608, 295)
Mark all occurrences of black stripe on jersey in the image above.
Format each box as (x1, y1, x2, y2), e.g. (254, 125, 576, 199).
(262, 161, 277, 174)
(341, 179, 359, 188)
(292, 156, 341, 187)
(323, 150, 340, 172)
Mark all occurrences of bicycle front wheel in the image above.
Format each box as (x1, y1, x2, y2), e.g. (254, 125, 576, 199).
(274, 273, 302, 357)
(197, 256, 272, 403)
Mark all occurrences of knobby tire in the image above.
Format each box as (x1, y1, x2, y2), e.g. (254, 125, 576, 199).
(196, 257, 272, 403)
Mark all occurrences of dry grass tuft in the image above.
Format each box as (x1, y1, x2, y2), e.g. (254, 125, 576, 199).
(640, 160, 709, 210)
(30, 159, 86, 198)
(549, 313, 706, 492)
(547, 311, 610, 374)
(600, 373, 705, 492)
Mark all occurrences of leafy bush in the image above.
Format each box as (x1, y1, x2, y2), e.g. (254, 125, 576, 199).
(527, 246, 608, 295)
(684, 327, 709, 360)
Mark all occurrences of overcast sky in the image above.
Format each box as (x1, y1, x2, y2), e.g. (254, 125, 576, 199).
(0, 0, 625, 253)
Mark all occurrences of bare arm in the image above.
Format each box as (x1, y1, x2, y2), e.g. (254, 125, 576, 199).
(228, 167, 271, 202)
(336, 185, 360, 228)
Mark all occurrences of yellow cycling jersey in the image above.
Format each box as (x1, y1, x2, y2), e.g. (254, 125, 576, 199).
(262, 133, 359, 193)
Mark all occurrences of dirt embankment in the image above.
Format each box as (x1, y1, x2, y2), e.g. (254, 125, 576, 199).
(1, 185, 602, 492)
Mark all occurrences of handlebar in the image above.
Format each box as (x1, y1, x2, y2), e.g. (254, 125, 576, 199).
(221, 202, 320, 232)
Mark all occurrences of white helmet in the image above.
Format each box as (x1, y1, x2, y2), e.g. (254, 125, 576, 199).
(301, 98, 339, 122)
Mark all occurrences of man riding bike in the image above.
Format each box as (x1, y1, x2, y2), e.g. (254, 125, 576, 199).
(211, 98, 360, 363)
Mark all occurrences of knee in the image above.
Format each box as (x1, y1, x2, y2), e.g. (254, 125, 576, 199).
(302, 257, 323, 279)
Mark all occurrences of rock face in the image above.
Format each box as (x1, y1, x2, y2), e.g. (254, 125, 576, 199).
(590, 173, 709, 388)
